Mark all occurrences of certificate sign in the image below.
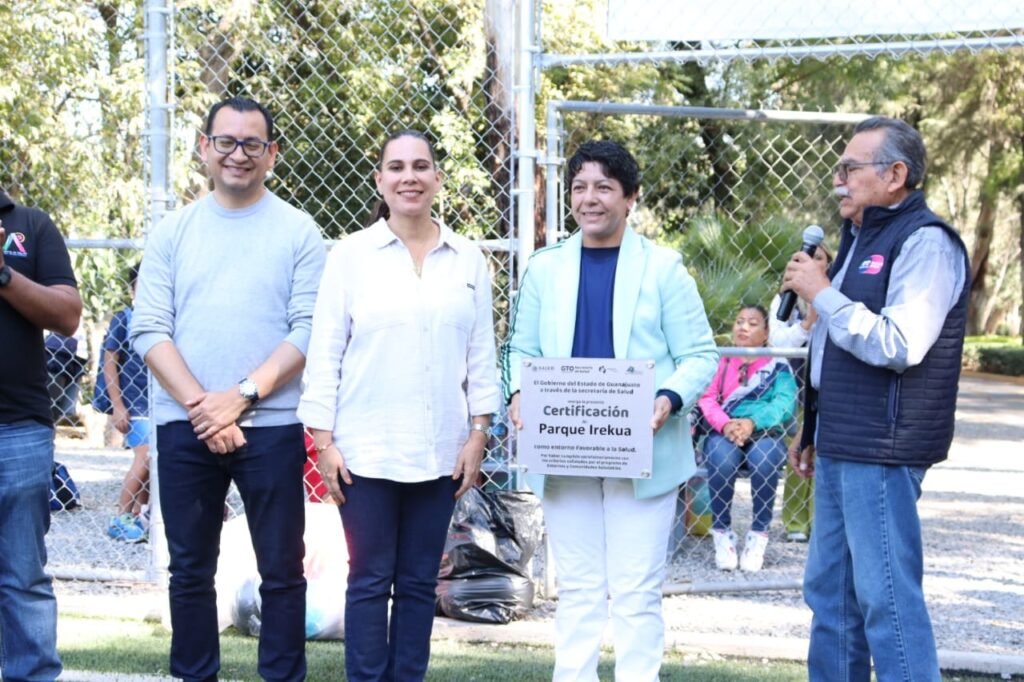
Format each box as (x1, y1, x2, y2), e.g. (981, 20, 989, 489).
(518, 358, 655, 478)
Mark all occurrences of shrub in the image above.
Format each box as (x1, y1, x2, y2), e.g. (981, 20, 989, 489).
(962, 339, 1024, 376)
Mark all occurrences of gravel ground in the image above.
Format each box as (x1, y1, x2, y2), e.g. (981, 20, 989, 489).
(524, 374, 1024, 659)
(51, 375, 1024, 661)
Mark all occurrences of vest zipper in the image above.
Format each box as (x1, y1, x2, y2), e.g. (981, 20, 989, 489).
(887, 375, 902, 424)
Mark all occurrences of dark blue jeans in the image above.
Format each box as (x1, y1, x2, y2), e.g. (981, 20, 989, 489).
(0, 420, 62, 682)
(339, 473, 458, 682)
(704, 432, 787, 533)
(158, 422, 307, 682)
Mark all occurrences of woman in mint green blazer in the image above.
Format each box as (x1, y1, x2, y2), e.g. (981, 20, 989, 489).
(501, 141, 718, 682)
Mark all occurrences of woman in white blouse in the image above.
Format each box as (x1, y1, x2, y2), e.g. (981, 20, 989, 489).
(297, 130, 500, 682)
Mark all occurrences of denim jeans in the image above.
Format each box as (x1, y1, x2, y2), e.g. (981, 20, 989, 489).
(338, 473, 458, 682)
(158, 422, 307, 682)
(703, 432, 787, 533)
(804, 455, 940, 682)
(0, 420, 62, 682)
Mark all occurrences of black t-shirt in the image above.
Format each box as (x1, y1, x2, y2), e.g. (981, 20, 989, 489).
(0, 192, 77, 425)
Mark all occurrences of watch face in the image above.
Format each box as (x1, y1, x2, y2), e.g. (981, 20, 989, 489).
(239, 379, 259, 402)
(0, 265, 11, 287)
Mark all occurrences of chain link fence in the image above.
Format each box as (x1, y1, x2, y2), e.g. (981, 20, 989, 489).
(526, 0, 1023, 593)
(1, 0, 516, 581)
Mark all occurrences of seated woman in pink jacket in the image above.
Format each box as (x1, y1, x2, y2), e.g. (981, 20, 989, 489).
(697, 304, 797, 572)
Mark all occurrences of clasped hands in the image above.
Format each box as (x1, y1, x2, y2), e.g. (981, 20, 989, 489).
(722, 418, 755, 447)
(186, 389, 250, 455)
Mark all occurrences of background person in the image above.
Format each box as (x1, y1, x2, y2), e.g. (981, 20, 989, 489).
(697, 304, 797, 572)
(298, 130, 500, 682)
(768, 243, 833, 543)
(0, 190, 82, 681)
(100, 263, 151, 543)
(783, 116, 969, 681)
(502, 140, 718, 681)
(44, 328, 88, 425)
(131, 96, 325, 682)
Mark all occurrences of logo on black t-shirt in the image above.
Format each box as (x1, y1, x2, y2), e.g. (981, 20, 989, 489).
(2, 231, 28, 258)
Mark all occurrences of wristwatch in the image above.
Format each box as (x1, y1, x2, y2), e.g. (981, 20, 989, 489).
(238, 377, 260, 404)
(0, 264, 12, 288)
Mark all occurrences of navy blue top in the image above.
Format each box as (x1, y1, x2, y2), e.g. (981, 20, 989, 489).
(102, 308, 149, 417)
(572, 247, 619, 358)
(571, 246, 682, 412)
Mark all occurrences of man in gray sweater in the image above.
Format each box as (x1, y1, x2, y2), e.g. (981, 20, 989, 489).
(131, 97, 325, 682)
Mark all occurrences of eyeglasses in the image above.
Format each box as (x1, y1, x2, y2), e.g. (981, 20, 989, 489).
(207, 135, 272, 159)
(834, 160, 893, 182)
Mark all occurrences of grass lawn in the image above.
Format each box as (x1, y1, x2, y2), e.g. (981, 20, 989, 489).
(57, 614, 1006, 681)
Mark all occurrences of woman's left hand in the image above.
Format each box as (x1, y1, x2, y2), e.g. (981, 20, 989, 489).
(452, 430, 487, 498)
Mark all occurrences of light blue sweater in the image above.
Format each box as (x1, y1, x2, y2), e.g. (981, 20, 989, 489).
(130, 191, 326, 427)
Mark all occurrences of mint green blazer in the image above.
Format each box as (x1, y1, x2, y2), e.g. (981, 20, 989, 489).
(501, 228, 719, 499)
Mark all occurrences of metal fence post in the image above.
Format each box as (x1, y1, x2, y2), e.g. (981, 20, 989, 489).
(515, 0, 538, 274)
(144, 0, 172, 593)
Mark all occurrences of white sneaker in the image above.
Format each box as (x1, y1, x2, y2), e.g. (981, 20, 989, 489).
(740, 531, 769, 572)
(786, 530, 808, 543)
(712, 529, 738, 570)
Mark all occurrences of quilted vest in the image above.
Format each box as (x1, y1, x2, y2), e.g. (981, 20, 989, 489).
(812, 191, 969, 466)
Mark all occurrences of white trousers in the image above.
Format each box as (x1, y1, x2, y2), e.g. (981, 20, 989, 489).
(543, 476, 677, 682)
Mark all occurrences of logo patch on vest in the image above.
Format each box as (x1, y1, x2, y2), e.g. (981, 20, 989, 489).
(858, 254, 884, 275)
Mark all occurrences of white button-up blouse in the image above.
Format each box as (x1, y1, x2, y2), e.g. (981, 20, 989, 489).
(297, 218, 500, 482)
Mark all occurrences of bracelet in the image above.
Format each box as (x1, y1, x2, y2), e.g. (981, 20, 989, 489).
(471, 423, 489, 435)
(314, 441, 333, 453)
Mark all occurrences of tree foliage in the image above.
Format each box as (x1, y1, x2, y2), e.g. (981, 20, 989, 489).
(1, 0, 1021, 338)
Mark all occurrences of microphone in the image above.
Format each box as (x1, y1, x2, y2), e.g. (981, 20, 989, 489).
(777, 225, 825, 322)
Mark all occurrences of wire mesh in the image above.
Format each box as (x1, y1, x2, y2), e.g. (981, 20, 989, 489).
(170, 0, 518, 514)
(669, 347, 810, 584)
(0, 0, 514, 579)
(550, 105, 855, 338)
(556, 0, 1024, 64)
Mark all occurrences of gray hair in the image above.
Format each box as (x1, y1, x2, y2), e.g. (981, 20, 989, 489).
(853, 116, 927, 189)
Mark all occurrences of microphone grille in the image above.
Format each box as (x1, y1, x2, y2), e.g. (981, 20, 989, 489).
(803, 224, 825, 245)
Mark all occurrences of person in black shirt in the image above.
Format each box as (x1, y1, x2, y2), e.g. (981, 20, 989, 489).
(0, 188, 81, 681)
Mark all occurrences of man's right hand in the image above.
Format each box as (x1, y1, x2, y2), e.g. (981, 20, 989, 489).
(788, 440, 815, 478)
(112, 405, 131, 434)
(204, 423, 247, 455)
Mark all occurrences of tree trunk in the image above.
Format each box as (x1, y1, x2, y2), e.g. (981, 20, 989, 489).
(966, 146, 1000, 335)
(679, 61, 738, 212)
(1018, 187, 1024, 339)
(484, 0, 514, 243)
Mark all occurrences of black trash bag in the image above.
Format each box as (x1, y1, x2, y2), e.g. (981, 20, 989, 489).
(232, 576, 262, 637)
(436, 488, 543, 624)
(435, 574, 535, 625)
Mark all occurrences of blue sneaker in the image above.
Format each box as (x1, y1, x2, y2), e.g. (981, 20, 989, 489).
(107, 513, 147, 543)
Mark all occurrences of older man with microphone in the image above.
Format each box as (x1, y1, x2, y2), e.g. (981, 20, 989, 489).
(782, 116, 969, 682)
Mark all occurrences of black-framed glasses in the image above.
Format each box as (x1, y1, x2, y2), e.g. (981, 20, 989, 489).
(207, 135, 272, 158)
(834, 160, 893, 182)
